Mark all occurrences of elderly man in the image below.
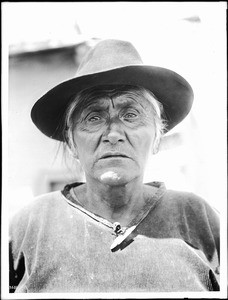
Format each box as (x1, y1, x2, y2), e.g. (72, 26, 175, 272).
(9, 39, 219, 293)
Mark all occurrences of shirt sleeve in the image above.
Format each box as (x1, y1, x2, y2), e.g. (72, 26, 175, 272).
(9, 240, 25, 293)
(9, 206, 30, 293)
(184, 193, 220, 283)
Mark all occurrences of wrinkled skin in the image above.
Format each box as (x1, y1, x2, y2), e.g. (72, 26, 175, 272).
(73, 95, 157, 187)
(71, 94, 159, 223)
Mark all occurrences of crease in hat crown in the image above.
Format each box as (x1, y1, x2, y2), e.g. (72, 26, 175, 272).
(76, 39, 144, 77)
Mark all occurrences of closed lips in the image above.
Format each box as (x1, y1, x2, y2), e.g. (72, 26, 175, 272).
(100, 153, 129, 159)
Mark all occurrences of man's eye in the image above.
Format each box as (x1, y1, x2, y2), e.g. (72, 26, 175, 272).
(88, 115, 101, 122)
(124, 112, 138, 119)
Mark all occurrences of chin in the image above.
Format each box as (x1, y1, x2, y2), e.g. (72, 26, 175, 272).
(98, 170, 134, 186)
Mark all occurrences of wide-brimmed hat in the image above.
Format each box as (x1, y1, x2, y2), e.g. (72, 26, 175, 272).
(31, 39, 194, 141)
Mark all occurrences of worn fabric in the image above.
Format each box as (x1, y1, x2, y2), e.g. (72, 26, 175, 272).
(9, 182, 220, 293)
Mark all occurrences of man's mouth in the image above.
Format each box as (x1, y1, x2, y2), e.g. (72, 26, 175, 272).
(100, 152, 129, 159)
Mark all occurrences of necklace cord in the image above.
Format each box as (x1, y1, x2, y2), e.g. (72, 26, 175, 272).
(61, 182, 165, 235)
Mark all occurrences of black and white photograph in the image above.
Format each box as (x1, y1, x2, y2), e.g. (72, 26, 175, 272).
(1, 2, 227, 299)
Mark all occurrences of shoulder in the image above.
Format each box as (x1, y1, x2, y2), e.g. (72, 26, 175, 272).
(163, 188, 219, 218)
(151, 186, 220, 266)
(11, 190, 65, 217)
(162, 188, 220, 234)
(147, 183, 220, 244)
(163, 188, 220, 252)
(9, 191, 66, 239)
(147, 182, 219, 218)
(164, 188, 206, 205)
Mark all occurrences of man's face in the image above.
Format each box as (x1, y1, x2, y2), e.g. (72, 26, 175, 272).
(72, 94, 157, 186)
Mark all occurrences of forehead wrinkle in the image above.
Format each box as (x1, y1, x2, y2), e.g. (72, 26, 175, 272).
(110, 97, 115, 108)
(74, 94, 153, 123)
(112, 95, 150, 112)
(81, 97, 111, 112)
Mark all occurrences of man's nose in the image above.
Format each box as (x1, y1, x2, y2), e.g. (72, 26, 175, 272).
(103, 119, 125, 145)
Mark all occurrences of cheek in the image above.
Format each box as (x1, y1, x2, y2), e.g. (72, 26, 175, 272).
(73, 131, 98, 164)
(134, 128, 155, 154)
(134, 114, 157, 149)
(141, 137, 154, 160)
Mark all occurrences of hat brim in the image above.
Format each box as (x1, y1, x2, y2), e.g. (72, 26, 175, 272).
(31, 65, 194, 141)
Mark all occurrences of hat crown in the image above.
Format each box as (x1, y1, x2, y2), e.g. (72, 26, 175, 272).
(31, 38, 194, 141)
(76, 39, 143, 76)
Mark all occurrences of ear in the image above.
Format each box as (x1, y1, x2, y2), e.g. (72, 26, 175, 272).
(152, 136, 160, 155)
(72, 147, 80, 160)
(67, 142, 79, 159)
(72, 150, 79, 160)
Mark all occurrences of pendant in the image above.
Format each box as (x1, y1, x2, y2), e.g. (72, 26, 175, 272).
(110, 225, 136, 251)
(113, 222, 123, 235)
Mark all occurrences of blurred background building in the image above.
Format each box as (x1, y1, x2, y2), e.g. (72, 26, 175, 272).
(2, 2, 226, 217)
(8, 38, 98, 216)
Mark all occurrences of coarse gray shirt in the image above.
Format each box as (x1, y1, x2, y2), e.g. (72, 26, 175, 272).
(9, 182, 220, 293)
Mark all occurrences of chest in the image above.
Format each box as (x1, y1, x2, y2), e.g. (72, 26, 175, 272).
(22, 215, 211, 292)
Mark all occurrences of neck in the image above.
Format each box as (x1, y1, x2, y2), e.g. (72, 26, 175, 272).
(76, 176, 147, 226)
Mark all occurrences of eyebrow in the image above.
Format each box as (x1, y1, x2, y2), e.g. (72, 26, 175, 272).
(83, 98, 143, 112)
(82, 103, 109, 113)
(113, 96, 149, 110)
